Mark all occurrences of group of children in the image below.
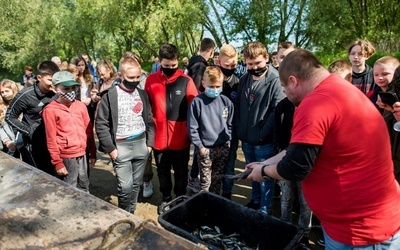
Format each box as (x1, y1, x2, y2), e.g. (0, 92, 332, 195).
(1, 39, 400, 232)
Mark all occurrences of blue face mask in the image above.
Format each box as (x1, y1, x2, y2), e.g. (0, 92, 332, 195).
(205, 87, 223, 98)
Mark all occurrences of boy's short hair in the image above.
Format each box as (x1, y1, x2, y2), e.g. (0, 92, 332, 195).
(243, 41, 268, 59)
(37, 61, 60, 76)
(271, 51, 278, 56)
(158, 44, 179, 61)
(200, 38, 215, 52)
(219, 44, 237, 58)
(121, 51, 142, 65)
(374, 56, 400, 69)
(278, 41, 293, 49)
(203, 66, 224, 84)
(119, 57, 141, 74)
(328, 58, 352, 74)
(347, 39, 376, 57)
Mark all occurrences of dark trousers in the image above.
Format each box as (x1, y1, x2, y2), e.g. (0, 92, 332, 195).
(154, 147, 190, 199)
(21, 142, 55, 176)
(143, 154, 153, 182)
(59, 155, 89, 192)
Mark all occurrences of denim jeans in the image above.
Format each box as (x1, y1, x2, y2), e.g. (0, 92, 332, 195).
(113, 136, 148, 213)
(222, 131, 239, 194)
(279, 180, 311, 234)
(323, 228, 400, 250)
(242, 142, 276, 214)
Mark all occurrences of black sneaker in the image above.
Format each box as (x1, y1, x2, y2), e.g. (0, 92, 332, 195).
(295, 236, 311, 250)
(245, 200, 260, 210)
(317, 237, 325, 247)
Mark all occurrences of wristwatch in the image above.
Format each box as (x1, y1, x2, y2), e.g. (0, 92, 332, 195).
(261, 165, 272, 180)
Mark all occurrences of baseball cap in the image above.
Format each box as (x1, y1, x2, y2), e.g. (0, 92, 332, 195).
(52, 71, 80, 86)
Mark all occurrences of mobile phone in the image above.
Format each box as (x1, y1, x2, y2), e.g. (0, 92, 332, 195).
(378, 92, 399, 107)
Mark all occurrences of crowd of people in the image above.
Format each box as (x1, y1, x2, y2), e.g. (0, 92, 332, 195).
(1, 38, 400, 250)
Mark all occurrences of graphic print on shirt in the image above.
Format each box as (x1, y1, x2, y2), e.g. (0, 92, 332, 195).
(116, 87, 145, 139)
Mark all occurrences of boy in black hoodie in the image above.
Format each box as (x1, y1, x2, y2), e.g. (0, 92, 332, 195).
(187, 38, 215, 92)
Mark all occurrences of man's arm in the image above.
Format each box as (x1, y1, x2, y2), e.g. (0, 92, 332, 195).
(247, 143, 321, 182)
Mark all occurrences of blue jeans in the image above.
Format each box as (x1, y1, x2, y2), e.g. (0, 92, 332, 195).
(222, 132, 239, 194)
(242, 142, 276, 214)
(113, 136, 148, 213)
(323, 228, 400, 250)
(279, 180, 311, 234)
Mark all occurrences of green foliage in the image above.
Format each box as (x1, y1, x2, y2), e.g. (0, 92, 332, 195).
(0, 0, 400, 77)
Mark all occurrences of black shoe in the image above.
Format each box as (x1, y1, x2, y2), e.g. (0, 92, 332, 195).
(222, 192, 232, 200)
(245, 200, 260, 210)
(295, 236, 311, 250)
(317, 237, 325, 247)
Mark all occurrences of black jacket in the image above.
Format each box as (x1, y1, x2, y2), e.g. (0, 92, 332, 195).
(95, 84, 155, 154)
(187, 55, 208, 92)
(6, 83, 55, 144)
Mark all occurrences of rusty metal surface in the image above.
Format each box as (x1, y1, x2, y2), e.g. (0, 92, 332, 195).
(0, 152, 205, 249)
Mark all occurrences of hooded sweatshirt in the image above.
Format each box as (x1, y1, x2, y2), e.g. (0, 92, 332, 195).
(41, 100, 96, 170)
(187, 55, 208, 92)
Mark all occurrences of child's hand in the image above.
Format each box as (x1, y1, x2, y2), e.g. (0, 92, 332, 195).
(57, 167, 68, 176)
(109, 149, 117, 161)
(89, 158, 96, 167)
(376, 96, 393, 111)
(199, 148, 208, 156)
(5, 141, 16, 151)
(147, 147, 152, 153)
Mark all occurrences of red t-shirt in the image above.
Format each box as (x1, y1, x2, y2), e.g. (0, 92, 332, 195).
(291, 74, 400, 245)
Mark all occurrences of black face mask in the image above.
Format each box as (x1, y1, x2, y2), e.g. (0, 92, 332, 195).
(219, 66, 236, 77)
(248, 65, 268, 77)
(161, 66, 178, 77)
(122, 80, 140, 90)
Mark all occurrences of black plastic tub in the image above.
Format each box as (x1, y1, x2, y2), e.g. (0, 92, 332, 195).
(158, 192, 304, 250)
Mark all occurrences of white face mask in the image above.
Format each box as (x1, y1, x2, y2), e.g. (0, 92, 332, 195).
(58, 90, 76, 102)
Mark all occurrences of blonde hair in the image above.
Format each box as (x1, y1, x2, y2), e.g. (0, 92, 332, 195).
(97, 59, 117, 79)
(67, 63, 79, 75)
(374, 56, 400, 69)
(119, 57, 141, 74)
(203, 66, 224, 83)
(0, 79, 20, 124)
(328, 58, 352, 73)
(347, 39, 376, 58)
(219, 44, 237, 58)
(0, 79, 20, 105)
(60, 61, 69, 71)
(243, 41, 267, 59)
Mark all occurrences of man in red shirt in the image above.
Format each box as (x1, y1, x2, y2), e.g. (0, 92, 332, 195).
(247, 49, 400, 249)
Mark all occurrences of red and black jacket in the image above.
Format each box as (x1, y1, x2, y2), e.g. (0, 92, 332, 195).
(145, 68, 198, 150)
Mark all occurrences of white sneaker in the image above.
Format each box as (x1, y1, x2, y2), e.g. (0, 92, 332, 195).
(143, 181, 153, 198)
